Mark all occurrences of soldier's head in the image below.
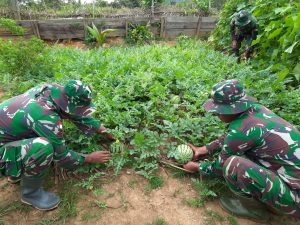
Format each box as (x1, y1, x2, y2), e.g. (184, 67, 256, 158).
(49, 80, 96, 117)
(235, 10, 251, 26)
(203, 79, 257, 123)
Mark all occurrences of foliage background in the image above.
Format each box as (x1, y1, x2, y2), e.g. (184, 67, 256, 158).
(210, 0, 300, 86)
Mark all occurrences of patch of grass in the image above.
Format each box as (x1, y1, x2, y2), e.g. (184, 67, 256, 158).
(227, 215, 239, 225)
(145, 176, 164, 193)
(75, 172, 105, 190)
(92, 187, 106, 196)
(128, 178, 138, 189)
(188, 177, 227, 206)
(204, 208, 225, 225)
(94, 200, 107, 209)
(147, 217, 168, 225)
(120, 191, 129, 210)
(39, 218, 57, 225)
(81, 211, 101, 222)
(184, 197, 205, 208)
(57, 179, 80, 221)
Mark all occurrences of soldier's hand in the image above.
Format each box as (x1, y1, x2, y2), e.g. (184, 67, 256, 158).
(98, 126, 115, 141)
(188, 144, 208, 160)
(183, 162, 200, 173)
(85, 151, 111, 164)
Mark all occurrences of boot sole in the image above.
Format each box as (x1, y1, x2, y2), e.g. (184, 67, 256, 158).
(7, 177, 21, 184)
(219, 199, 269, 223)
(21, 198, 60, 211)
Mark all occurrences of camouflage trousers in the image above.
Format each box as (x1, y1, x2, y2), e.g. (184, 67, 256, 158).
(223, 156, 300, 218)
(0, 137, 53, 178)
(232, 34, 253, 59)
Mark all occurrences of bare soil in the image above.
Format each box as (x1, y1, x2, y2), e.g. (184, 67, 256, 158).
(1, 169, 299, 225)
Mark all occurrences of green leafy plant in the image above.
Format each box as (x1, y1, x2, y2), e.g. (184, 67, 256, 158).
(0, 37, 53, 95)
(86, 23, 116, 46)
(126, 22, 153, 44)
(210, 0, 300, 86)
(0, 18, 24, 35)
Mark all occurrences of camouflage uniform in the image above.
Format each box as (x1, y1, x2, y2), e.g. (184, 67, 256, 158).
(230, 10, 258, 59)
(0, 80, 100, 178)
(202, 80, 300, 218)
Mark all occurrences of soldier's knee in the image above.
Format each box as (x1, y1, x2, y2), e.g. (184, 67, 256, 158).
(33, 137, 54, 155)
(223, 156, 245, 178)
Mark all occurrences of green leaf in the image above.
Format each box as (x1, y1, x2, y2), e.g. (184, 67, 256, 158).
(285, 41, 298, 53)
(276, 67, 290, 82)
(267, 27, 283, 39)
(292, 63, 300, 81)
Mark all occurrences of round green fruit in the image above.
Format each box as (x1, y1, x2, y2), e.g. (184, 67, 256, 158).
(175, 144, 193, 164)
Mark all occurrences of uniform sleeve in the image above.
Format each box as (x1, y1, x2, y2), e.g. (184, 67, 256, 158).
(31, 115, 86, 170)
(199, 128, 260, 176)
(69, 115, 101, 135)
(205, 134, 227, 155)
(230, 19, 236, 40)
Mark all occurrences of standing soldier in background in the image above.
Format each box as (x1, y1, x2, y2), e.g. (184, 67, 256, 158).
(183, 80, 300, 222)
(230, 10, 258, 62)
(0, 80, 113, 210)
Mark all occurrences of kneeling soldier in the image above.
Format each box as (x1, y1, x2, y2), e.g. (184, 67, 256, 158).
(184, 80, 300, 221)
(0, 80, 113, 210)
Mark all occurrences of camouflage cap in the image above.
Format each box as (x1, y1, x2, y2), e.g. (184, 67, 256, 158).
(235, 10, 251, 26)
(203, 79, 257, 115)
(49, 80, 96, 117)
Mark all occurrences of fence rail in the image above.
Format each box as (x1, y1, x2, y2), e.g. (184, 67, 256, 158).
(0, 16, 218, 40)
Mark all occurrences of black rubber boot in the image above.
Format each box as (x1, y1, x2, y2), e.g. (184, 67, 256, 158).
(21, 176, 60, 210)
(219, 193, 270, 222)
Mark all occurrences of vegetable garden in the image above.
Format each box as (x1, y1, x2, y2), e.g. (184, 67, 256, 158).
(0, 0, 299, 224)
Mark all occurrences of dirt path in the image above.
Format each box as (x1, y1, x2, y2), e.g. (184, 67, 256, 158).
(1, 169, 299, 225)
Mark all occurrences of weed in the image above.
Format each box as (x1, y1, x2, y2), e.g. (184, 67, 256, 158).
(128, 178, 139, 189)
(92, 187, 107, 196)
(76, 171, 105, 190)
(147, 217, 168, 225)
(204, 208, 225, 225)
(57, 179, 80, 221)
(184, 197, 205, 208)
(227, 215, 239, 225)
(145, 175, 164, 192)
(126, 22, 153, 45)
(94, 200, 107, 209)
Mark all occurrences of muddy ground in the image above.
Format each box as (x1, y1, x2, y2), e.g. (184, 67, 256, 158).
(0, 168, 299, 225)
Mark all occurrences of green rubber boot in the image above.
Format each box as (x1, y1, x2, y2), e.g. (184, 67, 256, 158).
(21, 176, 60, 211)
(219, 194, 270, 222)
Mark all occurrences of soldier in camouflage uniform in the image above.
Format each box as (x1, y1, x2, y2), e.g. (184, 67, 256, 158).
(0, 80, 113, 210)
(183, 80, 300, 221)
(230, 10, 258, 61)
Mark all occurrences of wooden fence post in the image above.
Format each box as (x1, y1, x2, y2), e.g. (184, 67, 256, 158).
(196, 16, 202, 38)
(160, 17, 165, 38)
(83, 18, 88, 40)
(30, 20, 40, 38)
(125, 20, 128, 38)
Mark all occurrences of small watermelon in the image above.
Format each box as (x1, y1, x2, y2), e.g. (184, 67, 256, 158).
(110, 140, 124, 153)
(175, 144, 193, 164)
(170, 95, 180, 104)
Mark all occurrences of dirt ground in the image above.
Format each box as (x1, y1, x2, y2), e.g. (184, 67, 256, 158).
(1, 168, 299, 225)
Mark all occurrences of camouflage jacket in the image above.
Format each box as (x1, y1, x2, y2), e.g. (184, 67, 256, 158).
(200, 103, 300, 190)
(0, 85, 100, 170)
(230, 17, 258, 40)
